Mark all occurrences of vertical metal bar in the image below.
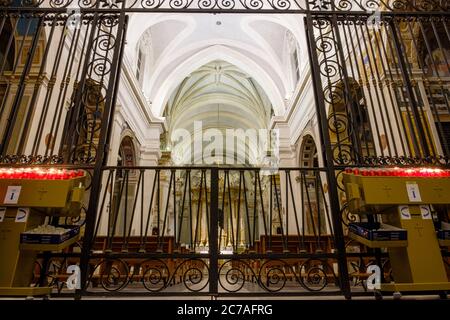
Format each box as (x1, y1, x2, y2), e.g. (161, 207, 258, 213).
(108, 170, 127, 249)
(285, 170, 289, 251)
(314, 173, 322, 251)
(47, 19, 85, 157)
(351, 21, 384, 158)
(57, 19, 92, 157)
(242, 171, 251, 248)
(272, 174, 286, 252)
(32, 18, 68, 156)
(371, 22, 409, 156)
(392, 18, 435, 159)
(252, 170, 257, 249)
(236, 170, 242, 251)
(226, 170, 235, 251)
(341, 20, 373, 156)
(172, 170, 176, 246)
(143, 169, 158, 251)
(140, 169, 144, 240)
(303, 172, 317, 239)
(0, 17, 20, 123)
(257, 171, 267, 238)
(157, 169, 160, 242)
(188, 170, 193, 252)
(414, 19, 450, 156)
(209, 167, 219, 296)
(93, 169, 113, 240)
(160, 169, 174, 251)
(288, 170, 302, 250)
(17, 14, 58, 153)
(79, 10, 126, 298)
(178, 170, 189, 250)
(362, 21, 397, 157)
(219, 170, 226, 250)
(389, 19, 430, 158)
(0, 16, 42, 155)
(62, 12, 100, 163)
(203, 170, 210, 237)
(106, 169, 116, 247)
(126, 170, 143, 242)
(305, 15, 351, 299)
(299, 170, 306, 251)
(268, 172, 273, 252)
(123, 169, 129, 249)
(375, 23, 412, 157)
(194, 170, 204, 251)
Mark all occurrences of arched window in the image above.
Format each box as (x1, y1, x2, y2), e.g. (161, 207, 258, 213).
(136, 30, 152, 86)
(286, 31, 301, 86)
(136, 48, 145, 83)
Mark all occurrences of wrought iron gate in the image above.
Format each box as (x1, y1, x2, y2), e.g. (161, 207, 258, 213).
(0, 0, 449, 299)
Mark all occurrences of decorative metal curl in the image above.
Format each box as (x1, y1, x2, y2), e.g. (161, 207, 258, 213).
(258, 260, 288, 292)
(88, 258, 130, 292)
(268, 0, 290, 10)
(327, 113, 348, 135)
(141, 259, 171, 292)
(218, 259, 257, 292)
(169, 0, 192, 9)
(217, 0, 235, 9)
(298, 258, 335, 292)
(139, 0, 164, 9)
(49, 0, 74, 8)
(333, 145, 354, 165)
(70, 145, 98, 164)
(77, 0, 99, 8)
(197, 0, 213, 8)
(179, 258, 210, 292)
(340, 201, 360, 227)
(139, 258, 209, 292)
(239, 0, 264, 10)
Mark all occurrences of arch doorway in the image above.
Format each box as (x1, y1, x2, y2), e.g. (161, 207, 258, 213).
(109, 136, 138, 238)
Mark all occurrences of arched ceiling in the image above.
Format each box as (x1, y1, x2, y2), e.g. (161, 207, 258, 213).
(165, 60, 272, 165)
(125, 13, 305, 165)
(126, 13, 306, 118)
(166, 60, 273, 128)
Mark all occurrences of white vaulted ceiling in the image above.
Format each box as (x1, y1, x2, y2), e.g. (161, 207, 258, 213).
(165, 60, 273, 164)
(126, 13, 306, 117)
(124, 13, 306, 163)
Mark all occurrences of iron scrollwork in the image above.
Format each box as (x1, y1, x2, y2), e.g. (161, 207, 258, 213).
(141, 258, 210, 292)
(218, 258, 338, 293)
(2, 0, 448, 12)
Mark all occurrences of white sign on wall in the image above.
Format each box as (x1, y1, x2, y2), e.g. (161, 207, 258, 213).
(420, 205, 432, 220)
(399, 205, 411, 220)
(406, 182, 422, 202)
(4, 186, 22, 204)
(0, 207, 6, 222)
(15, 208, 29, 223)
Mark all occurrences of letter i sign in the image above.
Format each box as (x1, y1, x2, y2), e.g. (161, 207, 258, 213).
(4, 186, 22, 204)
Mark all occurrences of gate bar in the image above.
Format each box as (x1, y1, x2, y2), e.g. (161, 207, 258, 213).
(304, 14, 351, 299)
